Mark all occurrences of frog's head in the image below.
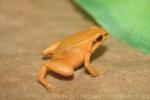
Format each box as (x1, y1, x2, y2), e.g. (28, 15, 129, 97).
(59, 26, 108, 50)
(90, 26, 108, 45)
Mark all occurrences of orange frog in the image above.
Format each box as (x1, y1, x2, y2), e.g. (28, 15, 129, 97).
(38, 26, 108, 92)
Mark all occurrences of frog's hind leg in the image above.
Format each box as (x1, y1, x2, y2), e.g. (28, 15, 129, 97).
(45, 60, 74, 77)
(38, 60, 74, 92)
(38, 65, 57, 92)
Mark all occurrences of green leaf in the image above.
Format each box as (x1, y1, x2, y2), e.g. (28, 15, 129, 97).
(74, 0, 150, 54)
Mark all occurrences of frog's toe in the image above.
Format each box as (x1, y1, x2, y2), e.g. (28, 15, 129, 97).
(47, 84, 58, 92)
(90, 71, 100, 77)
(89, 69, 101, 77)
(90, 68, 105, 77)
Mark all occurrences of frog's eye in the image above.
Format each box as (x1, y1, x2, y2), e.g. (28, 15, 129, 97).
(96, 35, 103, 42)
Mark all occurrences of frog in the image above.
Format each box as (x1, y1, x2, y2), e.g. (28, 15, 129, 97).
(38, 26, 108, 92)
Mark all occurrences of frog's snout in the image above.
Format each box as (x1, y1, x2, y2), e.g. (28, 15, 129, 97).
(102, 32, 108, 42)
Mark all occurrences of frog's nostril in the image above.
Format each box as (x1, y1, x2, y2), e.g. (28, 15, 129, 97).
(104, 33, 108, 36)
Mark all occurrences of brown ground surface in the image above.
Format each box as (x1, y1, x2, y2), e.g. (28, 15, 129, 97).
(0, 0, 150, 100)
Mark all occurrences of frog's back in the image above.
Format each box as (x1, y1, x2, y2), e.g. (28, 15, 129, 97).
(53, 30, 94, 55)
(53, 27, 105, 57)
(52, 31, 93, 66)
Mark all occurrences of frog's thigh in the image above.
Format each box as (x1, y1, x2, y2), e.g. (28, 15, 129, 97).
(45, 61, 74, 77)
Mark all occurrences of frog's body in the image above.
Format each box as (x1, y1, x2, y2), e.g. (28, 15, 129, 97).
(38, 27, 108, 92)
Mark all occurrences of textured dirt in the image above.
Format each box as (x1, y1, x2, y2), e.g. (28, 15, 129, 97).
(0, 0, 150, 100)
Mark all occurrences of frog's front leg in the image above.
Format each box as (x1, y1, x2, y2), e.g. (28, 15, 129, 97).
(42, 41, 61, 57)
(84, 53, 100, 77)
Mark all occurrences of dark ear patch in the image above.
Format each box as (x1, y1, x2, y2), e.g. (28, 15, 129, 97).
(96, 35, 103, 42)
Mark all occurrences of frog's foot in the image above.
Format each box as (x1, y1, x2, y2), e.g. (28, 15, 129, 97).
(90, 70, 100, 77)
(46, 84, 58, 92)
(90, 68, 105, 77)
